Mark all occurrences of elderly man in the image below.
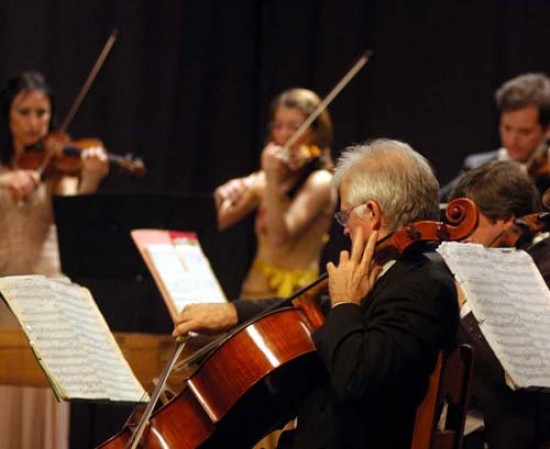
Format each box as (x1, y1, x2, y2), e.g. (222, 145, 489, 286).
(174, 139, 459, 449)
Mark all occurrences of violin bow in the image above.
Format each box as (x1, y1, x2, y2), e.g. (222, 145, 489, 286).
(36, 29, 119, 176)
(127, 339, 187, 449)
(58, 29, 119, 133)
(280, 50, 372, 159)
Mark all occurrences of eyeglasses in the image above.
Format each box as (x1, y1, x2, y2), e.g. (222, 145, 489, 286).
(334, 202, 364, 227)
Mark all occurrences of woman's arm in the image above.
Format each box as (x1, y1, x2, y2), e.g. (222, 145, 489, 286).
(215, 172, 263, 230)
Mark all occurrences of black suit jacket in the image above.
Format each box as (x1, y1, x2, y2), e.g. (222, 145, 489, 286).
(237, 245, 458, 449)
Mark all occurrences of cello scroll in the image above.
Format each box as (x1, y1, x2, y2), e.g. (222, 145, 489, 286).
(373, 197, 479, 264)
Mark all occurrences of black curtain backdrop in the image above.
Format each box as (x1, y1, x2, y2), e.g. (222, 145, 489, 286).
(2, 1, 550, 447)
(5, 0, 550, 196)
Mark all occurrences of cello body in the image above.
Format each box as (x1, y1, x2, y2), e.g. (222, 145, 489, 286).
(97, 307, 324, 448)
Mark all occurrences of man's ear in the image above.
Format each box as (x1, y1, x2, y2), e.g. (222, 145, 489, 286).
(366, 200, 383, 230)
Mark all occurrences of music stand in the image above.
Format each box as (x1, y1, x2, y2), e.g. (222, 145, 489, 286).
(53, 192, 221, 332)
(54, 192, 220, 448)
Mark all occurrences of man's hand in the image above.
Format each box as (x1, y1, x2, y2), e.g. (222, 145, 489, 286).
(172, 303, 238, 338)
(326, 228, 381, 307)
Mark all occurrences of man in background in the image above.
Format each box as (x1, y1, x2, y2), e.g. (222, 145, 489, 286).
(440, 72, 550, 201)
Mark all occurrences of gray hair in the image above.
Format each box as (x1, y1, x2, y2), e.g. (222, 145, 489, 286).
(332, 139, 440, 231)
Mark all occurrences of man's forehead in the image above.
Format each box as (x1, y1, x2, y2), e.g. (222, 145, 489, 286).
(339, 180, 349, 202)
(501, 105, 541, 127)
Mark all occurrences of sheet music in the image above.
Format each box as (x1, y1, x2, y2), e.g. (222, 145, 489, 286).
(146, 244, 198, 312)
(173, 235, 227, 304)
(438, 242, 550, 389)
(0, 275, 148, 402)
(144, 235, 226, 313)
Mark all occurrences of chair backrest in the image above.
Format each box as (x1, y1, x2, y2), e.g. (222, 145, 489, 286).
(410, 344, 475, 449)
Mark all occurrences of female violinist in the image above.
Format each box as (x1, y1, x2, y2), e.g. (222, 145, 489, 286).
(0, 71, 109, 449)
(214, 88, 337, 299)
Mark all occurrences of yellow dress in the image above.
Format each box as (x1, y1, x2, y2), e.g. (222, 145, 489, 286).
(248, 259, 319, 297)
(240, 189, 332, 300)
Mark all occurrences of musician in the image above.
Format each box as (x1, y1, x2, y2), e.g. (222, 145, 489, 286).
(0, 71, 109, 449)
(448, 159, 550, 449)
(174, 139, 459, 449)
(440, 73, 550, 201)
(214, 88, 337, 299)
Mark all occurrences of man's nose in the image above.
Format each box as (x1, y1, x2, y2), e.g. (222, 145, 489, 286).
(505, 130, 520, 146)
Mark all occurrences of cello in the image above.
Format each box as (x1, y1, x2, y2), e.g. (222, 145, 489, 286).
(96, 197, 478, 449)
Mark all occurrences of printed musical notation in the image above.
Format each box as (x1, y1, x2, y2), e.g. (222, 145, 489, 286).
(0, 275, 148, 402)
(438, 242, 550, 390)
(131, 229, 226, 321)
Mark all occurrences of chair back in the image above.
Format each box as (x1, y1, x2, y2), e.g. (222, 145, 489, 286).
(410, 344, 474, 449)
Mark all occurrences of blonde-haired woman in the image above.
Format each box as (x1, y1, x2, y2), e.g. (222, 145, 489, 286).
(215, 88, 337, 300)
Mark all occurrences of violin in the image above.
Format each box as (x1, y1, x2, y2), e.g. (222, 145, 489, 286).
(276, 143, 322, 172)
(219, 52, 371, 213)
(96, 197, 478, 449)
(18, 131, 146, 177)
(22, 30, 146, 180)
(490, 211, 550, 250)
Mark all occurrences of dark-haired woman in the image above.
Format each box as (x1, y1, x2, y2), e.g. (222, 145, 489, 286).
(0, 71, 109, 449)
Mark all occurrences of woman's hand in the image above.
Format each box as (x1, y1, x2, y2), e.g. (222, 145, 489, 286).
(0, 169, 41, 202)
(261, 142, 288, 180)
(79, 146, 109, 193)
(215, 174, 256, 208)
